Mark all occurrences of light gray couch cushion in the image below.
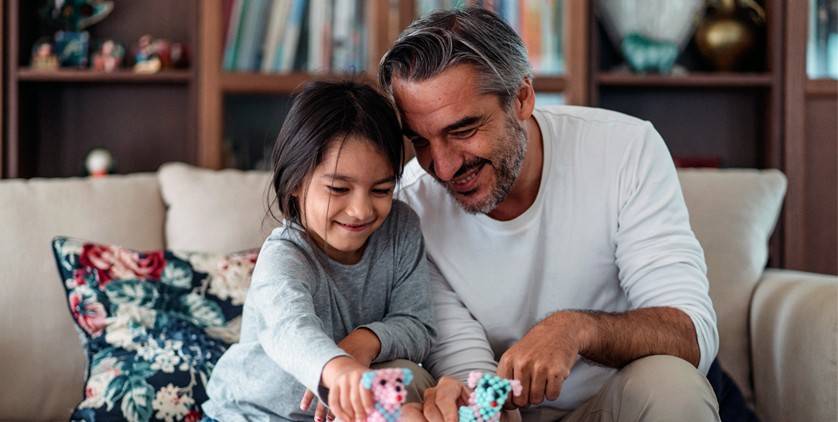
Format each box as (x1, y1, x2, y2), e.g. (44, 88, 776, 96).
(0, 174, 165, 421)
(158, 163, 275, 253)
(678, 169, 786, 402)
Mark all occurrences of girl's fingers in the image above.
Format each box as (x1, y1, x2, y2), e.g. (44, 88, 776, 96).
(340, 381, 355, 421)
(301, 390, 315, 411)
(360, 383, 374, 414)
(351, 384, 367, 422)
(329, 385, 348, 422)
(314, 402, 327, 422)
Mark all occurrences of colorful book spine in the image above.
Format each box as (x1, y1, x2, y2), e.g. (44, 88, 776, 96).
(279, 0, 308, 72)
(222, 0, 247, 71)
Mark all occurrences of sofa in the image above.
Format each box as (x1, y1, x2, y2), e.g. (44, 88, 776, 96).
(0, 162, 835, 422)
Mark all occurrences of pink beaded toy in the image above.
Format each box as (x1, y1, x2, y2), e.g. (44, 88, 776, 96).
(458, 371, 522, 422)
(361, 368, 413, 422)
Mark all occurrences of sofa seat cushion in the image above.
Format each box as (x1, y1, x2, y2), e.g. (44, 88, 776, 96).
(0, 174, 165, 421)
(678, 169, 786, 402)
(158, 163, 275, 253)
(52, 236, 258, 422)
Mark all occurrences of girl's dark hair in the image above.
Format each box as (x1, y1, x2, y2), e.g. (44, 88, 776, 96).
(267, 80, 405, 225)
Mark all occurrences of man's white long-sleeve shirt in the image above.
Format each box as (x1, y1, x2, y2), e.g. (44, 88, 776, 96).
(396, 105, 718, 410)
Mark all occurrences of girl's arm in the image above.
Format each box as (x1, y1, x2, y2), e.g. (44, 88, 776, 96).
(359, 205, 436, 364)
(249, 239, 348, 400)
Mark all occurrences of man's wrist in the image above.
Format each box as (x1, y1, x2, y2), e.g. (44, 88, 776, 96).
(544, 310, 599, 355)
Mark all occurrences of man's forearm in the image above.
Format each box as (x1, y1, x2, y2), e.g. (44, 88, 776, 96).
(546, 307, 700, 368)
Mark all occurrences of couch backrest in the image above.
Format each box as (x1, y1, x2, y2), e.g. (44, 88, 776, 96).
(0, 174, 165, 421)
(0, 165, 787, 420)
(678, 169, 786, 402)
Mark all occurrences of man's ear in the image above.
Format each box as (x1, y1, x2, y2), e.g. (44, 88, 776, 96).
(513, 78, 536, 121)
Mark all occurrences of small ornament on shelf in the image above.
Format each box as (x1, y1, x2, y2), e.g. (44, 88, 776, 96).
(133, 35, 177, 74)
(38, 0, 114, 70)
(92, 39, 125, 72)
(84, 148, 115, 178)
(31, 38, 59, 70)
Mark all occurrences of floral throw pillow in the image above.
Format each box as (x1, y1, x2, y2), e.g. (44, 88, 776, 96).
(52, 237, 259, 422)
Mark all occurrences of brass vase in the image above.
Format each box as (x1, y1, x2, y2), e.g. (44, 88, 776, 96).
(695, 0, 765, 71)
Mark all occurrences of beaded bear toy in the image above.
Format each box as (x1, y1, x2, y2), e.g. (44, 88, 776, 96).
(458, 371, 523, 422)
(361, 368, 414, 422)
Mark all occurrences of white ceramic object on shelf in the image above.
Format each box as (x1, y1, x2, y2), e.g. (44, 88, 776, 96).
(596, 0, 705, 49)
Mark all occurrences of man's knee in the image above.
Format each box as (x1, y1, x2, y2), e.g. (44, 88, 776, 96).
(608, 355, 719, 421)
(371, 359, 436, 403)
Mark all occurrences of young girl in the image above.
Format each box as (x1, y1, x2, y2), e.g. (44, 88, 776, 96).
(202, 81, 435, 421)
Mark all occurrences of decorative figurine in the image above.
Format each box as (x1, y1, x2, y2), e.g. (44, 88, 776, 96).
(31, 39, 59, 70)
(361, 368, 413, 422)
(84, 148, 115, 178)
(92, 39, 125, 72)
(133, 34, 172, 73)
(39, 0, 114, 69)
(458, 372, 522, 422)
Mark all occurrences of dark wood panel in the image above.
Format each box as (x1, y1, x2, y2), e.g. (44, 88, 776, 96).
(19, 84, 191, 178)
(805, 96, 838, 275)
(598, 88, 763, 168)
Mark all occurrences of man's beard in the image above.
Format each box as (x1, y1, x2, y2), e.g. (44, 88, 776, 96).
(435, 112, 528, 214)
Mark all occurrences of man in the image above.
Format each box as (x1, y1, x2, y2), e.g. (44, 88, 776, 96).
(379, 7, 720, 422)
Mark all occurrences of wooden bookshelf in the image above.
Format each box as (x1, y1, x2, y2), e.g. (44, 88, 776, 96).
(806, 79, 838, 96)
(17, 68, 193, 83)
(596, 72, 774, 87)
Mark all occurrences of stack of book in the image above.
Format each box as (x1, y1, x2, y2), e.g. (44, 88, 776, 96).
(222, 0, 367, 74)
(416, 0, 565, 75)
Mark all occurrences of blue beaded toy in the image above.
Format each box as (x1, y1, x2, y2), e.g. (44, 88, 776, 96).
(457, 372, 522, 422)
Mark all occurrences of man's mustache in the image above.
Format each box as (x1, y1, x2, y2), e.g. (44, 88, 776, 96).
(431, 158, 490, 182)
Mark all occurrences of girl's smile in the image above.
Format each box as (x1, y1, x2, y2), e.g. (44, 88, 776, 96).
(296, 136, 396, 265)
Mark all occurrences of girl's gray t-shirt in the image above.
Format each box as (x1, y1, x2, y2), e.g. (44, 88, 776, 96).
(203, 200, 435, 421)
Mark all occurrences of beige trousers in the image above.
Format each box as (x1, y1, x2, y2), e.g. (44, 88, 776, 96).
(520, 356, 720, 422)
(371, 359, 437, 404)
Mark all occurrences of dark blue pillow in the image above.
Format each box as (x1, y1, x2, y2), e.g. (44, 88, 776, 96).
(52, 237, 259, 422)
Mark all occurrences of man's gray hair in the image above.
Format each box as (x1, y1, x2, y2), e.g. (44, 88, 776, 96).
(378, 7, 533, 108)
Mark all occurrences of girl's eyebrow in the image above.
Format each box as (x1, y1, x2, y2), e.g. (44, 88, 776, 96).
(321, 174, 396, 184)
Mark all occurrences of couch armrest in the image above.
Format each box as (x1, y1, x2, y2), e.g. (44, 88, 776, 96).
(750, 269, 838, 422)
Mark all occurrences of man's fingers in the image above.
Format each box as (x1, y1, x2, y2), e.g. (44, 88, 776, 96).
(437, 394, 460, 422)
(423, 388, 444, 422)
(301, 390, 315, 412)
(512, 364, 531, 408)
(496, 357, 512, 380)
(529, 369, 547, 405)
(545, 372, 563, 401)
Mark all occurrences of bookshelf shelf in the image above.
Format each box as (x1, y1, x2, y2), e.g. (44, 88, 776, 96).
(17, 68, 193, 83)
(806, 79, 838, 96)
(532, 75, 567, 93)
(596, 72, 774, 88)
(220, 72, 372, 94)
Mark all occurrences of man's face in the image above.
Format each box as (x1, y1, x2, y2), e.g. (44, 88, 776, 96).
(391, 65, 527, 214)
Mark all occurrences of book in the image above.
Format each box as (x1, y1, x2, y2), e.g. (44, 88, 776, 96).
(222, 0, 246, 71)
(262, 0, 291, 73)
(279, 0, 308, 72)
(235, 0, 272, 71)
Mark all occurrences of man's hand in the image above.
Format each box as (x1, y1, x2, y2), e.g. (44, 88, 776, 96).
(422, 376, 471, 422)
(496, 312, 593, 408)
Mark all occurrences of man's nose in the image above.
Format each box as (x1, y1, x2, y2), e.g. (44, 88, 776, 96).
(429, 141, 463, 182)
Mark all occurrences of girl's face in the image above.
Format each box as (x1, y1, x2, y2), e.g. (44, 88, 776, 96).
(296, 137, 396, 265)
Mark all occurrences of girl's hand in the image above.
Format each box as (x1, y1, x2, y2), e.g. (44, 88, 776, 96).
(322, 357, 374, 422)
(300, 390, 334, 422)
